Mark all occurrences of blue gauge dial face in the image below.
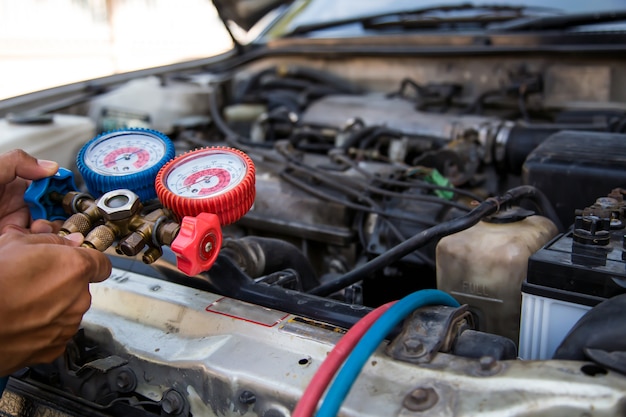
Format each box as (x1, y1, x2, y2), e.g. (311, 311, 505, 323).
(84, 132, 167, 176)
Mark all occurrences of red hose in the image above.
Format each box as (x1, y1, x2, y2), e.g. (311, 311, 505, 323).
(292, 301, 396, 417)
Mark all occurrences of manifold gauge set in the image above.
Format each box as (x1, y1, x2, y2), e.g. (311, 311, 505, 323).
(24, 128, 256, 275)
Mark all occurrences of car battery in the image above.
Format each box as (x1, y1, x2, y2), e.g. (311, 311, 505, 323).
(519, 193, 626, 359)
(523, 130, 626, 233)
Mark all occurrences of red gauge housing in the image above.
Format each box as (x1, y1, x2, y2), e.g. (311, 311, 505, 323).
(156, 147, 255, 276)
(155, 147, 256, 224)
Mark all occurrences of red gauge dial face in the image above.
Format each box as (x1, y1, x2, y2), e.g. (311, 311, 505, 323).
(181, 168, 231, 196)
(164, 151, 247, 199)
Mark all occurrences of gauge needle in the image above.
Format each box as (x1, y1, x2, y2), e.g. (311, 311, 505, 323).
(114, 149, 141, 163)
(181, 175, 214, 192)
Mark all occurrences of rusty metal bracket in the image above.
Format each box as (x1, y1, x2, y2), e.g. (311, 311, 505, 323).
(386, 304, 473, 364)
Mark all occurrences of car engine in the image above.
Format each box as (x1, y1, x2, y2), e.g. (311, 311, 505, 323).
(3, 53, 626, 416)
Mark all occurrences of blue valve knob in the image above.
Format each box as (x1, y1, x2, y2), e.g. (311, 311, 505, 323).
(76, 128, 175, 202)
(24, 168, 78, 221)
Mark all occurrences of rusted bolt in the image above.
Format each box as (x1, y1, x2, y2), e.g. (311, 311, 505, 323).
(410, 388, 428, 403)
(161, 389, 185, 415)
(403, 337, 425, 356)
(403, 387, 438, 412)
(114, 370, 136, 392)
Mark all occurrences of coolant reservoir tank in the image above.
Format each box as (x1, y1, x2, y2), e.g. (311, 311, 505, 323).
(436, 208, 557, 344)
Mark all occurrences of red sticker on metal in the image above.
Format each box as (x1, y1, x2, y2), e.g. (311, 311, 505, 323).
(205, 297, 289, 327)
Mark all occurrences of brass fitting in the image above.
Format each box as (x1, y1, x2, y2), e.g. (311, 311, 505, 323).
(82, 225, 117, 252)
(58, 189, 180, 264)
(59, 192, 102, 236)
(60, 213, 93, 236)
(118, 231, 147, 256)
(142, 247, 163, 264)
(96, 190, 143, 223)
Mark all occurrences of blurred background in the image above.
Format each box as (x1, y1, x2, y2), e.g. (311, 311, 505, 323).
(0, 0, 233, 100)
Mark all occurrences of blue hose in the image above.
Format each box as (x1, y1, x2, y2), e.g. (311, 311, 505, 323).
(315, 289, 459, 417)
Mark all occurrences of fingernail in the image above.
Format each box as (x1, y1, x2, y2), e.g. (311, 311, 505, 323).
(64, 233, 84, 244)
(37, 159, 58, 170)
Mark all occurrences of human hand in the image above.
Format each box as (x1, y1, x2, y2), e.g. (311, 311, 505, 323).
(0, 149, 61, 234)
(0, 231, 111, 376)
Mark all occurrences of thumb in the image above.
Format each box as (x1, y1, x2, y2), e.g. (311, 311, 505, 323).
(0, 149, 59, 185)
(10, 232, 111, 282)
(6, 231, 84, 247)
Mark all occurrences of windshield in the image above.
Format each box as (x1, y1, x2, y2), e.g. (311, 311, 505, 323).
(262, 0, 626, 39)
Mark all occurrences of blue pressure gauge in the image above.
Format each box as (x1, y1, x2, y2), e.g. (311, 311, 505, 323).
(77, 128, 175, 201)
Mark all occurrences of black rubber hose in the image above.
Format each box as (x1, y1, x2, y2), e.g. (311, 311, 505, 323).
(261, 77, 321, 91)
(278, 151, 471, 211)
(340, 125, 381, 151)
(279, 170, 438, 226)
(236, 67, 276, 100)
(331, 153, 484, 202)
(358, 126, 403, 150)
(209, 89, 273, 150)
(284, 66, 362, 95)
(308, 185, 555, 296)
(520, 184, 563, 232)
(221, 236, 319, 291)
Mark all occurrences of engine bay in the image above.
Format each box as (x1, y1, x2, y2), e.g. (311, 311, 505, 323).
(3, 52, 626, 416)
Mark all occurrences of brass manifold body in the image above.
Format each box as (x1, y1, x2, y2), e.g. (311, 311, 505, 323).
(58, 190, 180, 264)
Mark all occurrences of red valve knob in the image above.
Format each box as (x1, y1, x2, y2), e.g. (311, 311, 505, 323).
(170, 213, 222, 276)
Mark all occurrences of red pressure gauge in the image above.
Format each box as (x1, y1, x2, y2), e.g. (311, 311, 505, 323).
(155, 147, 255, 275)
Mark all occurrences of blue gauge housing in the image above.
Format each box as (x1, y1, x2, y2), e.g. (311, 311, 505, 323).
(77, 128, 175, 202)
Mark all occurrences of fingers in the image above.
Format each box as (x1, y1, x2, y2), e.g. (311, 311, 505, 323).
(1, 224, 29, 234)
(77, 247, 112, 283)
(1, 226, 83, 247)
(0, 229, 111, 375)
(0, 149, 58, 185)
(30, 219, 61, 234)
(8, 220, 67, 236)
(2, 230, 77, 245)
(53, 234, 113, 282)
(4, 230, 86, 247)
(0, 231, 112, 283)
